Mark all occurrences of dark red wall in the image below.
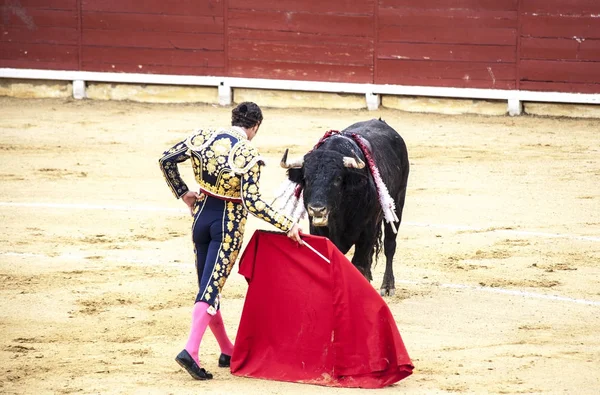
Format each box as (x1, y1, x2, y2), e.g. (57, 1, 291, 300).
(519, 0, 600, 93)
(1, 0, 79, 70)
(1, 0, 599, 93)
(376, 0, 518, 89)
(226, 0, 375, 83)
(80, 0, 225, 75)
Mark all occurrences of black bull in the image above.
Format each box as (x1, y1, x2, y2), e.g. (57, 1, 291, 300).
(282, 119, 409, 296)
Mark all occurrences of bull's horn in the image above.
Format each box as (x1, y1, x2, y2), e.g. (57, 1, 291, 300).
(280, 148, 304, 169)
(343, 156, 365, 169)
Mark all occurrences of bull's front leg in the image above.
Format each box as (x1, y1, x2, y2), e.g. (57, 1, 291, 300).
(352, 239, 375, 283)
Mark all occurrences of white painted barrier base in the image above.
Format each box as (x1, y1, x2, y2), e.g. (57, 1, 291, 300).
(1, 68, 599, 114)
(366, 92, 381, 111)
(218, 82, 232, 106)
(72, 79, 86, 100)
(508, 98, 523, 116)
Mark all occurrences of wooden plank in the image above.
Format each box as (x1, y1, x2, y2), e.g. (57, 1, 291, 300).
(0, 58, 78, 70)
(377, 59, 515, 82)
(520, 59, 600, 84)
(0, 7, 76, 27)
(81, 46, 225, 68)
(81, 62, 225, 76)
(0, 42, 78, 64)
(2, 0, 76, 9)
(228, 28, 373, 46)
(380, 0, 518, 11)
(81, 0, 222, 16)
(229, 10, 373, 37)
(227, 59, 373, 83)
(378, 43, 516, 62)
(378, 8, 517, 29)
(228, 0, 375, 14)
(521, 0, 600, 14)
(379, 25, 516, 45)
(521, 38, 600, 62)
(374, 0, 379, 82)
(82, 30, 224, 51)
(519, 81, 600, 94)
(1, 26, 78, 45)
(374, 74, 516, 89)
(521, 15, 600, 39)
(223, 0, 228, 73)
(229, 40, 372, 65)
(81, 12, 223, 34)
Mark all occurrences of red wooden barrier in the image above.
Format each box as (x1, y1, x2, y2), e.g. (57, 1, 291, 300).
(519, 0, 600, 93)
(78, 0, 225, 75)
(376, 0, 518, 89)
(1, 0, 599, 93)
(1, 0, 78, 70)
(227, 0, 374, 83)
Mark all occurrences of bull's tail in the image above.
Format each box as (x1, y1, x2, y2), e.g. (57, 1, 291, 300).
(373, 223, 383, 267)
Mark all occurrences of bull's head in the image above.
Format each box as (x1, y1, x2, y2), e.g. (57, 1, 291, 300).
(281, 148, 366, 227)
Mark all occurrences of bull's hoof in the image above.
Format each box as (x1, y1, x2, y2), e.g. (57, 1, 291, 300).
(380, 288, 395, 297)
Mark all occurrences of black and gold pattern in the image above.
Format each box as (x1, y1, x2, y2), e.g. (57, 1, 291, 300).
(229, 139, 262, 174)
(241, 164, 294, 231)
(158, 141, 191, 198)
(197, 201, 247, 313)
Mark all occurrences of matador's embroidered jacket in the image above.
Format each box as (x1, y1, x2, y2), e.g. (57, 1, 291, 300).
(159, 126, 294, 232)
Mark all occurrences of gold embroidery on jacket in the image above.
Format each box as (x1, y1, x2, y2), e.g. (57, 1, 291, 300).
(191, 132, 263, 201)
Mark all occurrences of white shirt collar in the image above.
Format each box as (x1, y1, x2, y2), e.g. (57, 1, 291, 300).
(230, 126, 248, 140)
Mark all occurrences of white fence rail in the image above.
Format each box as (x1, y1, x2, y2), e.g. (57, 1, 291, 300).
(2, 68, 599, 116)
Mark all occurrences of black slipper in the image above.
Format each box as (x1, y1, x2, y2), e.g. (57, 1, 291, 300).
(218, 353, 231, 368)
(175, 349, 213, 380)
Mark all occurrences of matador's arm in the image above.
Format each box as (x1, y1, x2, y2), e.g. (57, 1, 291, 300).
(241, 163, 294, 232)
(158, 140, 191, 198)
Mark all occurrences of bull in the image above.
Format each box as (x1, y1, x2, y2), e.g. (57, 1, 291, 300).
(281, 118, 409, 296)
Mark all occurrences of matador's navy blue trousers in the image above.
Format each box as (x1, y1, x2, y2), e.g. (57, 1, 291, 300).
(191, 194, 247, 314)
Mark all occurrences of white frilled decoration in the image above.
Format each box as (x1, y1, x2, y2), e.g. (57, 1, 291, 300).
(272, 179, 306, 223)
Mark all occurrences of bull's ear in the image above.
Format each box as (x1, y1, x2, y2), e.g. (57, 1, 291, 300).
(287, 168, 304, 184)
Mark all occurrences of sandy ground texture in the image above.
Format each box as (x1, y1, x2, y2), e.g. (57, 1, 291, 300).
(0, 97, 599, 395)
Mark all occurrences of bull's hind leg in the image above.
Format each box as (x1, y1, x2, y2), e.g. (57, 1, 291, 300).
(380, 191, 406, 296)
(380, 221, 398, 296)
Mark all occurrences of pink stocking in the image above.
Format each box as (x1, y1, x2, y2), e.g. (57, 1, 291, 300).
(184, 302, 213, 365)
(209, 310, 234, 356)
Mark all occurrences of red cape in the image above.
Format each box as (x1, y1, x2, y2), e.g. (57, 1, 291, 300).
(231, 230, 413, 388)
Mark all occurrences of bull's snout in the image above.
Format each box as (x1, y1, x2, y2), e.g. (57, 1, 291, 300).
(307, 204, 327, 216)
(307, 204, 329, 226)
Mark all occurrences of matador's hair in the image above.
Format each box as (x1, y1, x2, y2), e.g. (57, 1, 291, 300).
(231, 102, 263, 128)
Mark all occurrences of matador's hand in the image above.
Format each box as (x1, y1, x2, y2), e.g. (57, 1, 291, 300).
(182, 191, 200, 217)
(287, 223, 304, 245)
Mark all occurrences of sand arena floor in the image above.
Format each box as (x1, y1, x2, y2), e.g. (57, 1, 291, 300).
(0, 97, 599, 394)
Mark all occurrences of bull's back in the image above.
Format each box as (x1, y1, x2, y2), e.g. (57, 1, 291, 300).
(342, 119, 409, 193)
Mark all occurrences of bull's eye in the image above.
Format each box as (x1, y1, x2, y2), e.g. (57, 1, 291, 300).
(333, 176, 342, 187)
